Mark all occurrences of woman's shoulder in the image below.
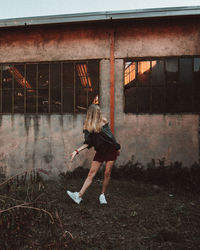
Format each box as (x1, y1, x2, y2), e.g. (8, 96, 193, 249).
(102, 117, 108, 126)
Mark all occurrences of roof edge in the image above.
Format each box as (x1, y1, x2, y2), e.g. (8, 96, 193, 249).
(1, 5, 200, 28)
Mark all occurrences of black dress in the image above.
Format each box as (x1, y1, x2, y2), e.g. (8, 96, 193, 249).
(83, 123, 121, 162)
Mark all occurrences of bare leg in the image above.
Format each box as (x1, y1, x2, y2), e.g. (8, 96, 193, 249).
(79, 161, 102, 197)
(101, 161, 114, 194)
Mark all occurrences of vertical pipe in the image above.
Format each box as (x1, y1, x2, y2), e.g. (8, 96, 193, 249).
(164, 59, 167, 114)
(150, 60, 152, 113)
(110, 28, 115, 134)
(86, 61, 89, 109)
(74, 63, 76, 113)
(192, 58, 195, 111)
(12, 65, 14, 114)
(36, 64, 38, 113)
(24, 64, 27, 113)
(136, 61, 139, 113)
(48, 63, 51, 113)
(61, 62, 63, 114)
(0, 64, 2, 113)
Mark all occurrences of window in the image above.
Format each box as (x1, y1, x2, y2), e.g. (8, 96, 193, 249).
(124, 57, 199, 114)
(0, 60, 99, 114)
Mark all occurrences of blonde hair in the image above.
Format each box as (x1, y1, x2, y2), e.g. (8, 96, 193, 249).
(84, 104, 103, 133)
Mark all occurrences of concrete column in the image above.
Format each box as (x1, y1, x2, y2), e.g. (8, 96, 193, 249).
(99, 59, 110, 121)
(114, 59, 124, 118)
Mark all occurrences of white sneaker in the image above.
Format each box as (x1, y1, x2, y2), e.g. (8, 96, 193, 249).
(99, 193, 107, 204)
(67, 191, 82, 204)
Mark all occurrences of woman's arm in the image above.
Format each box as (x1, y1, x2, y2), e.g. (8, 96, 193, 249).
(70, 144, 88, 162)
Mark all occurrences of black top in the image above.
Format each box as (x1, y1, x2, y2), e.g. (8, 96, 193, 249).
(83, 123, 121, 152)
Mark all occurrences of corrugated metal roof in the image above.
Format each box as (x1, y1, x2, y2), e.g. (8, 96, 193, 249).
(0, 6, 200, 28)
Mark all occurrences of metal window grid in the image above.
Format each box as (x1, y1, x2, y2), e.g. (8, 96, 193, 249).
(0, 60, 99, 114)
(124, 56, 200, 114)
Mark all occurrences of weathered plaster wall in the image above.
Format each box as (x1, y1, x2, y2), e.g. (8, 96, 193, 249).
(0, 60, 111, 176)
(0, 23, 110, 62)
(117, 114, 199, 166)
(0, 114, 98, 176)
(0, 17, 200, 176)
(114, 59, 199, 166)
(1, 17, 200, 62)
(113, 18, 200, 166)
(115, 17, 200, 58)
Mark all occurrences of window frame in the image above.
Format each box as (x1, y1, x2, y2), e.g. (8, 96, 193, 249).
(124, 56, 200, 115)
(0, 60, 100, 114)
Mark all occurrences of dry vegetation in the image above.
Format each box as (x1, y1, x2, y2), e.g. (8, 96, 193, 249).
(0, 160, 200, 249)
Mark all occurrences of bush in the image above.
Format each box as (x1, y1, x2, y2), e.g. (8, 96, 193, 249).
(111, 157, 200, 194)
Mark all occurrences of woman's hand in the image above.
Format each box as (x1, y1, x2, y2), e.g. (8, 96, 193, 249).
(70, 151, 78, 162)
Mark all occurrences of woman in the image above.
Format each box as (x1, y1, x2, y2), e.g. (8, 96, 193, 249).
(67, 104, 121, 205)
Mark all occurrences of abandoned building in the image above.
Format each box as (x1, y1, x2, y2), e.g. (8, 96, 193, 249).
(0, 6, 200, 176)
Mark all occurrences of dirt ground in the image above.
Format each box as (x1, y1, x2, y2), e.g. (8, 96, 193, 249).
(0, 170, 200, 250)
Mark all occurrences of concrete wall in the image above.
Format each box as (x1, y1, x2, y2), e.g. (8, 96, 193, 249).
(0, 23, 110, 62)
(0, 60, 111, 177)
(114, 59, 199, 166)
(0, 17, 200, 176)
(115, 18, 200, 58)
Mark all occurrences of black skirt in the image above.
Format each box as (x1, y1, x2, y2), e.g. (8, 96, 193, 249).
(93, 146, 119, 162)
